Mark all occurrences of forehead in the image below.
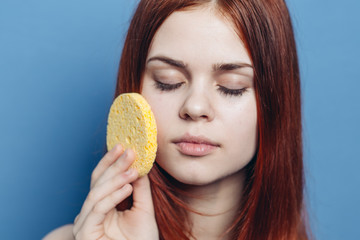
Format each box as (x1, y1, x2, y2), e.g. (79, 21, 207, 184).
(147, 6, 251, 65)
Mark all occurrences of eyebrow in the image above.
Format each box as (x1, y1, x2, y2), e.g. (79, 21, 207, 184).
(212, 62, 253, 72)
(147, 56, 187, 69)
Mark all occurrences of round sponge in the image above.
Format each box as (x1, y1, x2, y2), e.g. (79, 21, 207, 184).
(106, 93, 157, 176)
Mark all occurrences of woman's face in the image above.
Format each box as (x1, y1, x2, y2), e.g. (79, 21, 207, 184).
(141, 7, 257, 186)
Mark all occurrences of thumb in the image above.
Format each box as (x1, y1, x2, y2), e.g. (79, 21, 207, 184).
(131, 174, 154, 214)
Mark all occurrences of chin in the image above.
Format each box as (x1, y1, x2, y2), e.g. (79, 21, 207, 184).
(161, 164, 229, 187)
(172, 174, 213, 186)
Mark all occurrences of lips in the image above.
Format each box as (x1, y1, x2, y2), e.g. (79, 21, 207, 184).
(172, 134, 220, 157)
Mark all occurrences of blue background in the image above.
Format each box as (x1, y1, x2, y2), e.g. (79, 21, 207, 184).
(0, 0, 359, 239)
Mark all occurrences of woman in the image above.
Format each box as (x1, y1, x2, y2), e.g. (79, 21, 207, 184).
(45, 0, 310, 239)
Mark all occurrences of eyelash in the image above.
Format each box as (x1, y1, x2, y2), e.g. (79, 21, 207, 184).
(217, 85, 248, 97)
(154, 81, 247, 97)
(154, 80, 184, 91)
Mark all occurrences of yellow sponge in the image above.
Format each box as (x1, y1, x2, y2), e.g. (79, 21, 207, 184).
(106, 93, 157, 176)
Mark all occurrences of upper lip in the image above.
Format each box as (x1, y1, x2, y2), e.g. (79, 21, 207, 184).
(172, 133, 220, 146)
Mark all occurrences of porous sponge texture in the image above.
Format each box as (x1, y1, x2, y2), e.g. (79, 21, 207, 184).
(106, 93, 157, 176)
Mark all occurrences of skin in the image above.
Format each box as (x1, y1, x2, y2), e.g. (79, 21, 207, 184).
(43, 5, 257, 240)
(141, 6, 257, 239)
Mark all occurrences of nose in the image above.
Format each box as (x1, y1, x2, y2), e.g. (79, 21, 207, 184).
(179, 88, 215, 122)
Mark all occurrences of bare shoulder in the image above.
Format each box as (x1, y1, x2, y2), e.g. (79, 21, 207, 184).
(43, 224, 74, 240)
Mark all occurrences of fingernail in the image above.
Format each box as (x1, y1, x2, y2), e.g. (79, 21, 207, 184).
(123, 149, 128, 157)
(124, 168, 134, 175)
(112, 144, 121, 152)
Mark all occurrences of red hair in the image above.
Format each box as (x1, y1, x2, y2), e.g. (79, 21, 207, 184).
(115, 0, 310, 239)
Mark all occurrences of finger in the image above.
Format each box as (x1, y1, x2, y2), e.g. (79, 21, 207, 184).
(73, 168, 138, 234)
(91, 144, 124, 187)
(92, 149, 136, 189)
(132, 175, 154, 215)
(78, 168, 138, 226)
(74, 149, 136, 234)
(74, 184, 133, 239)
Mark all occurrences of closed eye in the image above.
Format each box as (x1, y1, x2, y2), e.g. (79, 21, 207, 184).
(154, 80, 184, 91)
(217, 85, 247, 97)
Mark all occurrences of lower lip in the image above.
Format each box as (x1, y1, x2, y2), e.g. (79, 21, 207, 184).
(175, 142, 218, 157)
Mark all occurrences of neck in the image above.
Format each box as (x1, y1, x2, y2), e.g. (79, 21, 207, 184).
(180, 170, 246, 240)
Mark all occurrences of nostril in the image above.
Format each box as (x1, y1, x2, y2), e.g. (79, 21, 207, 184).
(183, 113, 191, 120)
(180, 112, 209, 121)
(179, 110, 192, 120)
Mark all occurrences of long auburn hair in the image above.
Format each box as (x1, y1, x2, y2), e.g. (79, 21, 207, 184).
(115, 0, 309, 239)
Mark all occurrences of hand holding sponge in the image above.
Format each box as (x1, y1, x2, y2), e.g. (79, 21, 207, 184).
(106, 93, 157, 176)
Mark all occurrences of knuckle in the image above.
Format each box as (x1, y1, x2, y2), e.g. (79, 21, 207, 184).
(87, 189, 98, 202)
(125, 148, 135, 159)
(74, 214, 79, 224)
(111, 175, 123, 186)
(93, 202, 104, 214)
(114, 143, 123, 152)
(73, 228, 81, 240)
(114, 158, 126, 169)
(109, 144, 122, 157)
(123, 150, 134, 164)
(90, 171, 98, 183)
(123, 183, 133, 193)
(110, 193, 121, 205)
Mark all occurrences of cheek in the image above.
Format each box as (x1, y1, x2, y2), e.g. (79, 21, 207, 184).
(148, 98, 176, 132)
(221, 97, 258, 154)
(153, 109, 172, 148)
(141, 80, 167, 127)
(141, 91, 177, 145)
